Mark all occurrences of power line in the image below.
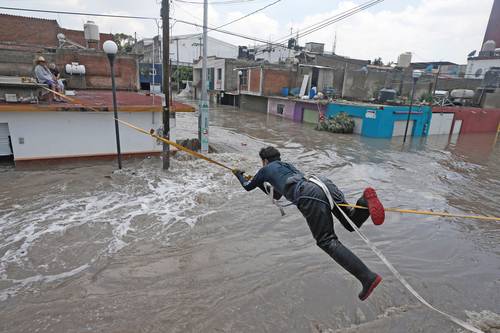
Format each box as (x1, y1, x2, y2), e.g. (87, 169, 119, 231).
(272, 0, 383, 45)
(0, 6, 158, 20)
(174, 0, 262, 5)
(0, 5, 282, 46)
(214, 0, 281, 30)
(254, 0, 384, 56)
(172, 0, 281, 41)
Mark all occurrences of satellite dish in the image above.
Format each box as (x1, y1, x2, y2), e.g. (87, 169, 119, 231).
(57, 33, 66, 41)
(467, 50, 476, 57)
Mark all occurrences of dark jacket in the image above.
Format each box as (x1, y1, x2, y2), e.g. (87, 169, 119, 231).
(235, 161, 305, 202)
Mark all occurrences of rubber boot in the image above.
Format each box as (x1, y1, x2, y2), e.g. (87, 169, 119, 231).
(335, 196, 371, 232)
(322, 240, 382, 301)
(348, 196, 371, 227)
(363, 187, 385, 225)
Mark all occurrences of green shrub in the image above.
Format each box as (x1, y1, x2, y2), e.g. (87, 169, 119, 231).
(316, 112, 355, 133)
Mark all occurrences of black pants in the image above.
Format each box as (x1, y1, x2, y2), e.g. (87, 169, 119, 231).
(296, 178, 377, 293)
(296, 177, 370, 243)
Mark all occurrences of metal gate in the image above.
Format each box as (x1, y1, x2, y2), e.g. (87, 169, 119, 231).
(428, 113, 454, 135)
(0, 123, 12, 156)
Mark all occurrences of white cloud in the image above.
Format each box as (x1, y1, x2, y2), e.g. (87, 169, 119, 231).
(291, 0, 492, 64)
(1, 0, 493, 63)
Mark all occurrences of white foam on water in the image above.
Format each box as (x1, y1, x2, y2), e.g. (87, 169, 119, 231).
(0, 156, 241, 301)
(0, 264, 90, 301)
(461, 310, 500, 333)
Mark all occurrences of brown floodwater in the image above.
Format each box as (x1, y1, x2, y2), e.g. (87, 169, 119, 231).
(0, 102, 499, 333)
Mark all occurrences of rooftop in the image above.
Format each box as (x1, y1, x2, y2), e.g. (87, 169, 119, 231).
(0, 90, 195, 113)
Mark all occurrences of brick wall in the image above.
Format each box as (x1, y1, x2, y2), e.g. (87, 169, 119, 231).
(54, 50, 138, 90)
(0, 14, 113, 51)
(433, 106, 500, 133)
(0, 48, 138, 90)
(249, 68, 261, 93)
(262, 69, 293, 96)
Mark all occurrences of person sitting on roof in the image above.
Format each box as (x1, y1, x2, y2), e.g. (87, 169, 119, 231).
(48, 63, 64, 93)
(34, 56, 61, 102)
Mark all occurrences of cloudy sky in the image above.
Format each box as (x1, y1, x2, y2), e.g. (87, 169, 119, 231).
(1, 0, 495, 64)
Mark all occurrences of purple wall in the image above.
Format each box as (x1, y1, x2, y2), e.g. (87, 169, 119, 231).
(293, 101, 327, 122)
(267, 98, 296, 120)
(267, 98, 328, 123)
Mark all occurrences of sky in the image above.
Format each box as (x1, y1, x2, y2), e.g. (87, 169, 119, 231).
(1, 0, 495, 64)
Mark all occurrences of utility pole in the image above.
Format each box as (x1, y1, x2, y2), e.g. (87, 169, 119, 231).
(176, 38, 180, 92)
(199, 0, 209, 153)
(161, 0, 170, 169)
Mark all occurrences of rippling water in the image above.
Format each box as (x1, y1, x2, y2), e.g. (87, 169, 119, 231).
(0, 103, 499, 333)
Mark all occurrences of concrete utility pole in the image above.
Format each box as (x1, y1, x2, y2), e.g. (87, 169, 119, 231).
(176, 38, 180, 92)
(199, 0, 209, 153)
(161, 0, 170, 169)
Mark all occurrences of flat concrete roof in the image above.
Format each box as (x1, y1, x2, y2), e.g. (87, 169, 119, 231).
(0, 90, 195, 113)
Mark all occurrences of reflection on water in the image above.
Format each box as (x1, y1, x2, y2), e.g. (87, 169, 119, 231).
(0, 103, 498, 333)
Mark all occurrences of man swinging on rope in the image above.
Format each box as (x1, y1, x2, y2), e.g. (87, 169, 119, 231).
(233, 146, 385, 300)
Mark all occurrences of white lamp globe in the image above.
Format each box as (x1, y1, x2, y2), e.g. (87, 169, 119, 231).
(103, 40, 118, 55)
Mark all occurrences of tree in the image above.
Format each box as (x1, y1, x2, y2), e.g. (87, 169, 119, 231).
(372, 57, 383, 66)
(112, 33, 135, 53)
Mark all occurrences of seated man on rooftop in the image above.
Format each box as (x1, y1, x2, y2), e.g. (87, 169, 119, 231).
(34, 56, 61, 102)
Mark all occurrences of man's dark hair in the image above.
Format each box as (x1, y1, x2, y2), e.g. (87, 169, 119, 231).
(259, 146, 281, 162)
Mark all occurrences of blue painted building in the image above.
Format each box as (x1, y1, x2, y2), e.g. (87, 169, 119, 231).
(326, 102, 432, 138)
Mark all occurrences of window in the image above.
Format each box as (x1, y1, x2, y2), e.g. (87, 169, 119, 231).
(277, 104, 285, 115)
(217, 68, 222, 80)
(475, 68, 483, 78)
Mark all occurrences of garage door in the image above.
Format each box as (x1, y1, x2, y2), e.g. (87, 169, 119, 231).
(393, 120, 414, 137)
(303, 108, 319, 124)
(0, 123, 12, 156)
(428, 113, 454, 135)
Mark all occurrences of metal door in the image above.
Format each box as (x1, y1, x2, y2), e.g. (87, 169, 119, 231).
(0, 123, 12, 156)
(428, 113, 454, 135)
(393, 120, 414, 137)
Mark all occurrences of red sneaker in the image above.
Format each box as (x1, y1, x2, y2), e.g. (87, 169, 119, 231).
(359, 274, 382, 301)
(363, 187, 385, 225)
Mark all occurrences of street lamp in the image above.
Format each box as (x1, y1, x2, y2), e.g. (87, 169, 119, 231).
(103, 40, 122, 169)
(403, 69, 423, 143)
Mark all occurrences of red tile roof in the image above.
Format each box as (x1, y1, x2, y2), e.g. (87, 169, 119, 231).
(0, 90, 195, 113)
(0, 13, 113, 50)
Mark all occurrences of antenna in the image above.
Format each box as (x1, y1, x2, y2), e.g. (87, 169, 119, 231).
(333, 30, 337, 54)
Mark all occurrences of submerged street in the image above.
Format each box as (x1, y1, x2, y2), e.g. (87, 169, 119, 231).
(1, 104, 499, 332)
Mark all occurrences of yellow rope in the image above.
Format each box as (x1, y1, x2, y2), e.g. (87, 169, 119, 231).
(338, 203, 500, 221)
(115, 120, 500, 222)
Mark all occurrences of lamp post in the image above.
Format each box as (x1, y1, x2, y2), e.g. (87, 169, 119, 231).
(403, 69, 423, 143)
(103, 40, 122, 169)
(237, 70, 242, 108)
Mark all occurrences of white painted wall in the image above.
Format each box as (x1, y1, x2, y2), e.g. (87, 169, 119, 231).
(0, 111, 166, 161)
(254, 45, 292, 63)
(466, 58, 500, 79)
(193, 58, 226, 91)
(171, 35, 238, 64)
